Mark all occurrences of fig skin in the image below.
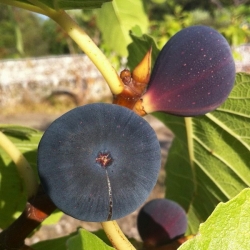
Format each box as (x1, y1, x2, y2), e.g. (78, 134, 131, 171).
(142, 25, 235, 116)
(38, 103, 161, 222)
(137, 198, 187, 247)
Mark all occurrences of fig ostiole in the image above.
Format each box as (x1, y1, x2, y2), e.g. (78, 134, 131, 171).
(140, 25, 235, 116)
(38, 103, 161, 222)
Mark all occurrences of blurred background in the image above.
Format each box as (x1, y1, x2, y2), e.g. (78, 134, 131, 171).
(0, 0, 250, 246)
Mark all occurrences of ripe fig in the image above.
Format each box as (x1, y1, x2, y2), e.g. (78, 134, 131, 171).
(38, 103, 161, 222)
(141, 25, 235, 116)
(137, 198, 187, 247)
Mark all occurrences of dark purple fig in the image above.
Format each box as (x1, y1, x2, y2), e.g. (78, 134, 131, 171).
(38, 103, 161, 222)
(142, 25, 235, 116)
(137, 198, 187, 247)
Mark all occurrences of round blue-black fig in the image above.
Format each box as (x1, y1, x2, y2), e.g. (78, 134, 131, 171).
(137, 199, 187, 247)
(142, 25, 235, 116)
(38, 103, 161, 222)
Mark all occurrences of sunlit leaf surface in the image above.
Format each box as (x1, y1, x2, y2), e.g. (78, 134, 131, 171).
(179, 188, 250, 249)
(96, 0, 149, 56)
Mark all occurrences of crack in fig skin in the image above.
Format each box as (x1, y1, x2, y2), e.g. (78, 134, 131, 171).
(141, 25, 236, 116)
(95, 151, 114, 219)
(105, 170, 113, 220)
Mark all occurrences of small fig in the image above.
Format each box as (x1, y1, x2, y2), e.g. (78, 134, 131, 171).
(137, 198, 187, 247)
(141, 25, 235, 116)
(38, 103, 161, 222)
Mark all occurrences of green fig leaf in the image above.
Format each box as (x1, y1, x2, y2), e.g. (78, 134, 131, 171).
(96, 0, 149, 56)
(178, 188, 250, 250)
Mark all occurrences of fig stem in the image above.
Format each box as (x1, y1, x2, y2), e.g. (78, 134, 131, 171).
(0, 131, 38, 198)
(101, 221, 136, 250)
(48, 10, 124, 95)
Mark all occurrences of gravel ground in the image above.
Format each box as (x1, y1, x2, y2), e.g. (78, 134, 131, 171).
(0, 111, 173, 246)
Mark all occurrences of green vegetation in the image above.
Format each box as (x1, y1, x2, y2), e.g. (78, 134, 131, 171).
(1, 1, 250, 60)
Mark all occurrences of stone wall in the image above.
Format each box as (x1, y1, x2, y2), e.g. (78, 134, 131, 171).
(0, 45, 249, 107)
(0, 55, 111, 107)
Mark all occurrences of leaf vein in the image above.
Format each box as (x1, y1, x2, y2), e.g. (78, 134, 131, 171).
(206, 113, 250, 151)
